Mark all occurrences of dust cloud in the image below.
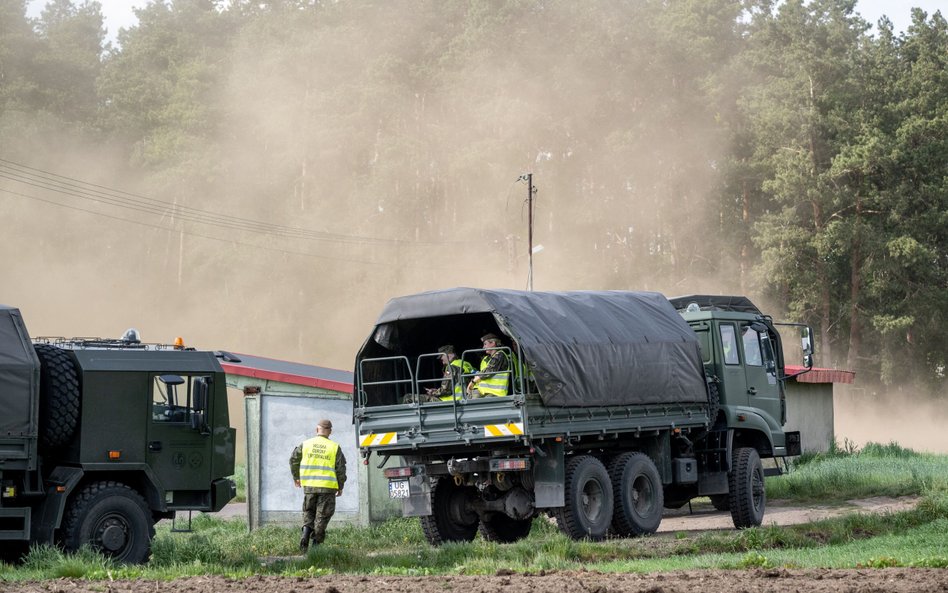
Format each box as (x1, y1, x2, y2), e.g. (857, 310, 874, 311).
(3, 4, 943, 456)
(2, 3, 750, 372)
(834, 385, 948, 454)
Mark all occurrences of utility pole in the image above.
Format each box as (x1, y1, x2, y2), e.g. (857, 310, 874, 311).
(519, 173, 537, 291)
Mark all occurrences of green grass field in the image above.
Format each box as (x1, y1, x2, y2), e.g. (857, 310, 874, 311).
(2, 441, 946, 580)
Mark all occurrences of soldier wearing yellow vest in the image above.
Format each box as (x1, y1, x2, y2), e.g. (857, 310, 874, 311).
(289, 418, 347, 552)
(467, 333, 510, 397)
(425, 344, 476, 401)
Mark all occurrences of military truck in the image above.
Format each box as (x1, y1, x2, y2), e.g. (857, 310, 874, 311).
(354, 288, 810, 543)
(0, 305, 236, 563)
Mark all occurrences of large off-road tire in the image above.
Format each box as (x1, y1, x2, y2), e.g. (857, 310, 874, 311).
(478, 513, 533, 543)
(61, 481, 154, 564)
(419, 477, 479, 545)
(552, 455, 613, 541)
(34, 343, 80, 450)
(608, 452, 663, 537)
(727, 447, 765, 528)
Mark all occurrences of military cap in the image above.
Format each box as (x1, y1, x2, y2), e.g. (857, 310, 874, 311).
(317, 418, 333, 429)
(481, 333, 501, 343)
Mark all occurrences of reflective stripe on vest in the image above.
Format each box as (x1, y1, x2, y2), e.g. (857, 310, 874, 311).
(477, 354, 509, 397)
(439, 359, 475, 401)
(299, 435, 340, 489)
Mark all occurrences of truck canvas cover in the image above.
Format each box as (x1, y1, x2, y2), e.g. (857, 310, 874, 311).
(0, 306, 39, 437)
(361, 288, 708, 407)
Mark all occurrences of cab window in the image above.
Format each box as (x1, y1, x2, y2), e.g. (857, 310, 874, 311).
(720, 324, 740, 365)
(742, 326, 763, 366)
(152, 374, 209, 422)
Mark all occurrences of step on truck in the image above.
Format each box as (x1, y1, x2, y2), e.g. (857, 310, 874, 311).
(354, 288, 811, 543)
(0, 305, 236, 563)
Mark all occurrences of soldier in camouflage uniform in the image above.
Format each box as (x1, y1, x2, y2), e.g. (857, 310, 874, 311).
(289, 418, 347, 552)
(467, 333, 511, 397)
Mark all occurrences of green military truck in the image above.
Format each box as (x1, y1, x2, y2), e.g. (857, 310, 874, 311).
(354, 289, 810, 543)
(0, 305, 236, 563)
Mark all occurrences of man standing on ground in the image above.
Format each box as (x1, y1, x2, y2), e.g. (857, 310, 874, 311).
(289, 418, 346, 552)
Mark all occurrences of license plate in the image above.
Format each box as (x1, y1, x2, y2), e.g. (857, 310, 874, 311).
(388, 480, 410, 499)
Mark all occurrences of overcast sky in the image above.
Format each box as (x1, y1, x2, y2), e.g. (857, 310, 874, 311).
(24, 0, 948, 45)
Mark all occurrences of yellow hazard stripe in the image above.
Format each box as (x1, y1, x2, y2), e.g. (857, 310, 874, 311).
(359, 432, 397, 447)
(484, 422, 524, 437)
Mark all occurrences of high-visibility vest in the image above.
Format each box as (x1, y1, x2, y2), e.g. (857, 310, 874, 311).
(439, 359, 475, 401)
(477, 353, 509, 397)
(299, 435, 340, 489)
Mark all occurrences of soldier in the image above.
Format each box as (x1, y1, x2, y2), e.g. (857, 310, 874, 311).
(425, 345, 475, 401)
(289, 418, 347, 552)
(467, 333, 510, 397)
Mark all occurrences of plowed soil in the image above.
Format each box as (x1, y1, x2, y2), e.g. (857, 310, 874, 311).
(4, 569, 947, 593)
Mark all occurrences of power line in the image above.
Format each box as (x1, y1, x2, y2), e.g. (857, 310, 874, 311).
(0, 187, 398, 269)
(0, 158, 477, 248)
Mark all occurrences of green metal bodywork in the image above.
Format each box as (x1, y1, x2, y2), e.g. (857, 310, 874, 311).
(0, 338, 236, 545)
(353, 292, 805, 525)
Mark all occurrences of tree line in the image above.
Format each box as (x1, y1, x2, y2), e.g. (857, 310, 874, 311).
(1, 0, 945, 390)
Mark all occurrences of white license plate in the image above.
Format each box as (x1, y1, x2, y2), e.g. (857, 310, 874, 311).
(388, 480, 410, 499)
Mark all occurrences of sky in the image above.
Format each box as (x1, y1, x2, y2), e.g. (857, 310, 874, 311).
(25, 0, 948, 45)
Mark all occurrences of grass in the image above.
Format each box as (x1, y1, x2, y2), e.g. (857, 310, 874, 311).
(767, 440, 948, 502)
(2, 441, 946, 579)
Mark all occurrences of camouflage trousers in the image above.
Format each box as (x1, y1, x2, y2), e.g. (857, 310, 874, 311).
(302, 490, 337, 544)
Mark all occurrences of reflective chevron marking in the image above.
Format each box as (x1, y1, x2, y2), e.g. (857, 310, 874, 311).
(359, 432, 397, 447)
(484, 422, 524, 437)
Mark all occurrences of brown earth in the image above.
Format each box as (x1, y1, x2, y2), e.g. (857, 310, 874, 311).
(3, 569, 947, 593)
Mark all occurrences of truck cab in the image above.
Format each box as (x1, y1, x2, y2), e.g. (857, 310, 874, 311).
(673, 295, 808, 460)
(0, 305, 236, 564)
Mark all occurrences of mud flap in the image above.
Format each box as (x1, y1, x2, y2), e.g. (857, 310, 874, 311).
(401, 465, 432, 517)
(533, 440, 565, 508)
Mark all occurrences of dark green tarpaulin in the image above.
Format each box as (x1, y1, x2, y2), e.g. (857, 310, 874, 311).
(362, 288, 708, 407)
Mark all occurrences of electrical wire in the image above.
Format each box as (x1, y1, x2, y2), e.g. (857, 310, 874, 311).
(0, 158, 477, 248)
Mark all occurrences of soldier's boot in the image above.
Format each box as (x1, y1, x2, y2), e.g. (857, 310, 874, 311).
(299, 526, 313, 553)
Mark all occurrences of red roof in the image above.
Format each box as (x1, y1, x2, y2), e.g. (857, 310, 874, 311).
(785, 365, 854, 384)
(221, 352, 353, 394)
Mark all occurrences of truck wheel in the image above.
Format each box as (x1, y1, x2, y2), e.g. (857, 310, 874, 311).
(710, 494, 730, 511)
(419, 477, 478, 545)
(728, 447, 765, 528)
(61, 481, 154, 564)
(609, 452, 663, 536)
(478, 513, 533, 543)
(34, 344, 80, 450)
(553, 455, 613, 541)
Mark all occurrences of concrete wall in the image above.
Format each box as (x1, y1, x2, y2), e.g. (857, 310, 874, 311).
(785, 381, 835, 453)
(230, 373, 398, 528)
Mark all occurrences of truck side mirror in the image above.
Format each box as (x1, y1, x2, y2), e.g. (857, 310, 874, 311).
(192, 378, 209, 412)
(801, 328, 814, 368)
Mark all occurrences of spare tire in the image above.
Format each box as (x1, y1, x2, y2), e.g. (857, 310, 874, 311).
(34, 343, 80, 450)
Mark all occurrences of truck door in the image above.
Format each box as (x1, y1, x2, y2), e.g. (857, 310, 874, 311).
(740, 323, 781, 424)
(717, 323, 747, 407)
(147, 374, 214, 494)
